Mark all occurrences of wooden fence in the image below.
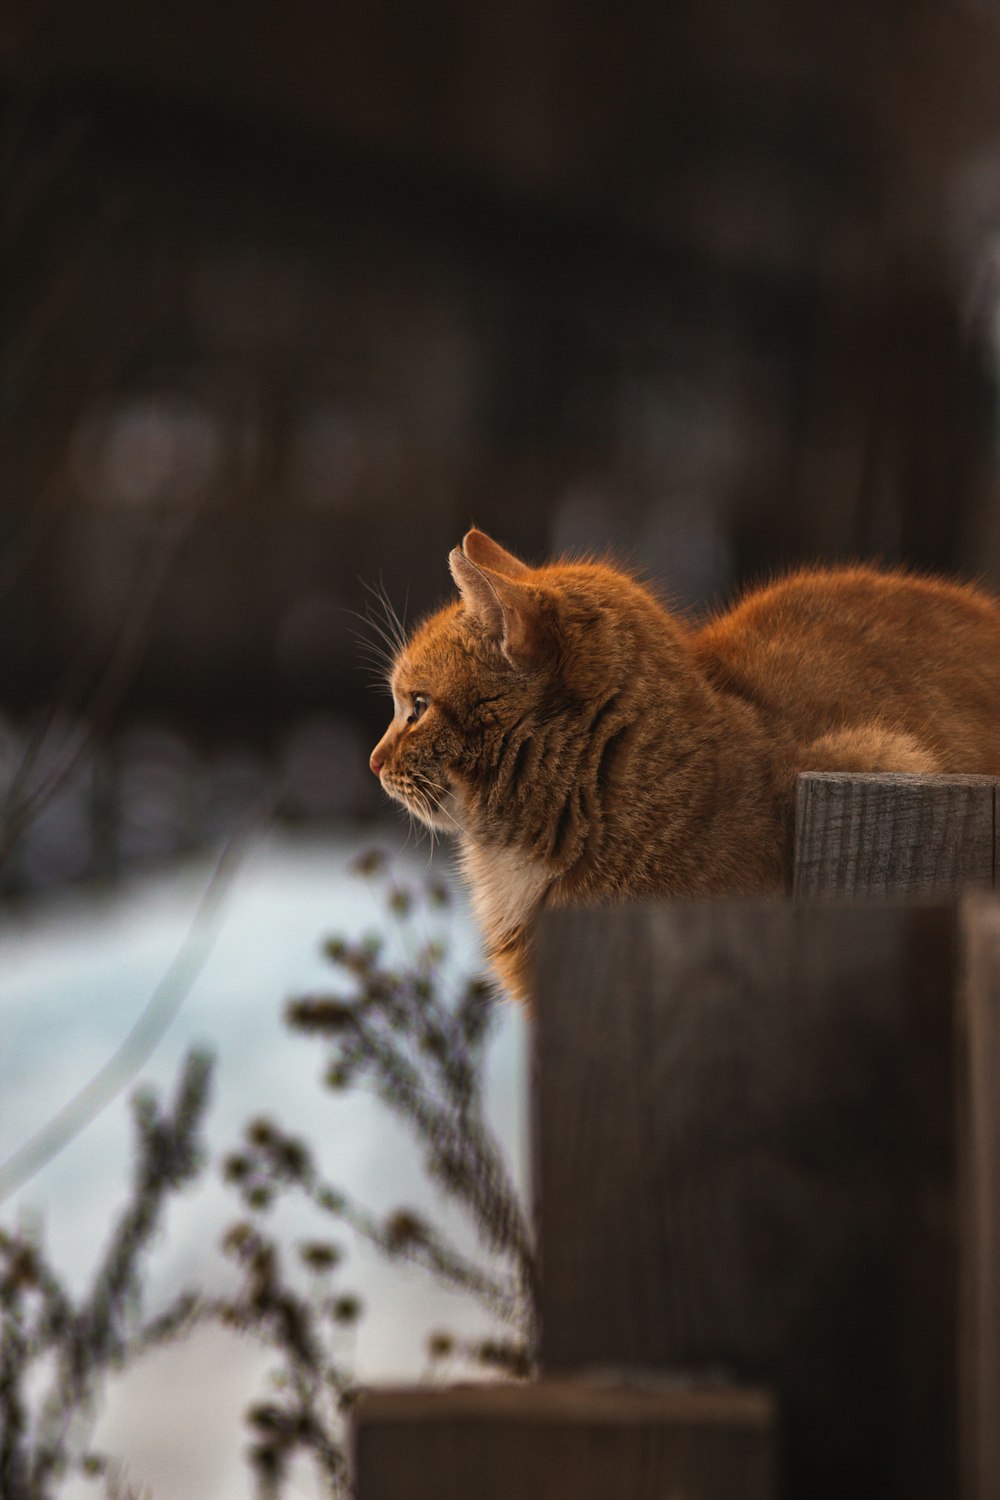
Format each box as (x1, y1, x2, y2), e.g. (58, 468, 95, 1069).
(352, 773, 1000, 1499)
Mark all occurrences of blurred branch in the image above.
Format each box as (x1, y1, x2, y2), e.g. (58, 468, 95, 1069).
(3, 184, 131, 394)
(285, 896, 536, 1314)
(0, 1050, 213, 1498)
(225, 1121, 523, 1326)
(0, 79, 142, 597)
(0, 507, 195, 865)
(1, 857, 532, 1499)
(211, 859, 536, 1496)
(0, 85, 181, 894)
(0, 812, 262, 1204)
(209, 1222, 355, 1500)
(0, 325, 144, 605)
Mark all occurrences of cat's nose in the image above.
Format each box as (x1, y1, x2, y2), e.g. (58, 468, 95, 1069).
(369, 750, 384, 777)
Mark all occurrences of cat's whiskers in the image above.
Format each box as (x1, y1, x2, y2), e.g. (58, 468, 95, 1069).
(382, 769, 443, 851)
(347, 599, 399, 650)
(349, 627, 396, 685)
(418, 803, 439, 865)
(418, 776, 466, 839)
(358, 577, 409, 656)
(402, 780, 437, 846)
(410, 784, 445, 835)
(347, 580, 414, 693)
(391, 795, 416, 854)
(375, 576, 409, 654)
(351, 638, 393, 672)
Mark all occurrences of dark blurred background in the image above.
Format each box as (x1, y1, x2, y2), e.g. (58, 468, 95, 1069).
(5, 0, 1000, 892)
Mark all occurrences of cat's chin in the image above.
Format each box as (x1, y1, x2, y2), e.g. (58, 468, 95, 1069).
(410, 796, 461, 834)
(383, 777, 462, 834)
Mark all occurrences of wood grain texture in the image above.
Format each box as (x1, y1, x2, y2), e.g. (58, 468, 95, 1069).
(959, 895, 1000, 1500)
(533, 901, 959, 1500)
(793, 772, 998, 897)
(352, 1381, 777, 1500)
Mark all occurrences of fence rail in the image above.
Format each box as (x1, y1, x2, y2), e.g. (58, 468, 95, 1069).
(794, 771, 998, 897)
(353, 1383, 777, 1500)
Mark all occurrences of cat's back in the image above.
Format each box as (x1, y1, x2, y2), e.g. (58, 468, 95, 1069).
(699, 565, 1000, 652)
(691, 565, 1000, 771)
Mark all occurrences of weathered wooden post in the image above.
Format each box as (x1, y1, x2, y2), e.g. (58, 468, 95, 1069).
(531, 774, 1000, 1499)
(533, 900, 960, 1499)
(960, 893, 1000, 1500)
(794, 772, 1000, 1497)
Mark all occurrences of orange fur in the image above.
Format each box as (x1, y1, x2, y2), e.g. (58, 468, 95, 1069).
(370, 532, 1000, 998)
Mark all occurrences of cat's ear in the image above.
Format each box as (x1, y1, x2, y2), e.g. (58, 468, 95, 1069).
(449, 546, 543, 668)
(461, 528, 532, 580)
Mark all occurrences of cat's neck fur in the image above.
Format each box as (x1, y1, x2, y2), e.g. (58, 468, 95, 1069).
(452, 600, 788, 993)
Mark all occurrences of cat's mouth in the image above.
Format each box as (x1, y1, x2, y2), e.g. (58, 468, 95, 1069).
(381, 769, 461, 833)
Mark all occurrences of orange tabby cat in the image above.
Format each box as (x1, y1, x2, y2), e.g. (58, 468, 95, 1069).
(370, 529, 1000, 998)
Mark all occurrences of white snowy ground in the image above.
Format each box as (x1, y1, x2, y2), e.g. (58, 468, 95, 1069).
(0, 830, 529, 1499)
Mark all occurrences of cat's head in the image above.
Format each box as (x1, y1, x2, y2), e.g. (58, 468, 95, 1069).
(368, 528, 636, 842)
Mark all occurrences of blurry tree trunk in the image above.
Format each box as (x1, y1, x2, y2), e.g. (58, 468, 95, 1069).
(774, 265, 995, 581)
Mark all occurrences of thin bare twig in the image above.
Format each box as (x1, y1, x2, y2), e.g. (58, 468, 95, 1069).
(0, 508, 196, 863)
(0, 807, 268, 1204)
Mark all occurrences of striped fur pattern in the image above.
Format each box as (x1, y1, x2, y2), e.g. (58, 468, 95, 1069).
(370, 529, 1000, 998)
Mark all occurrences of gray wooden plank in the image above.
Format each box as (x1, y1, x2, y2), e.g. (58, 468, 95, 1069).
(959, 894, 1000, 1500)
(793, 772, 997, 897)
(533, 901, 959, 1500)
(352, 1381, 778, 1500)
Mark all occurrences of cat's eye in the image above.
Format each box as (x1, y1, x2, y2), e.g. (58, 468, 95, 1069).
(407, 694, 430, 724)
